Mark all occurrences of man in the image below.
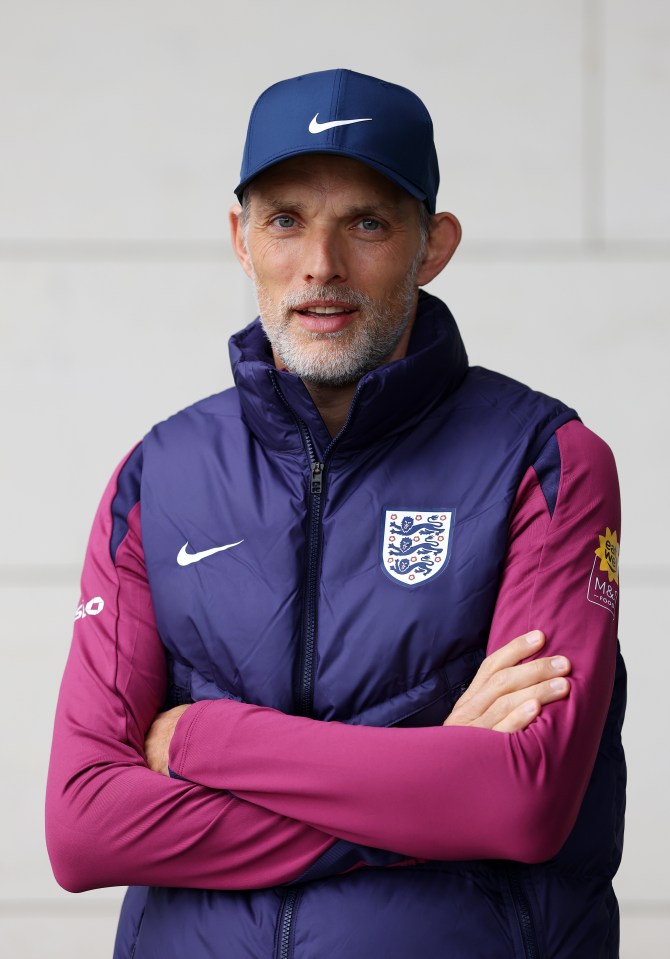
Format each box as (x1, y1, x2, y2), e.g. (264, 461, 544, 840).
(46, 70, 625, 958)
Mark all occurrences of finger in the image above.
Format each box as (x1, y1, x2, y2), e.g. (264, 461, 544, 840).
(455, 653, 571, 719)
(463, 630, 545, 699)
(474, 676, 571, 730)
(492, 699, 541, 733)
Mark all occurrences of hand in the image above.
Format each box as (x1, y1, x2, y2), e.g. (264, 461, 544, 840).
(443, 630, 570, 733)
(144, 704, 191, 776)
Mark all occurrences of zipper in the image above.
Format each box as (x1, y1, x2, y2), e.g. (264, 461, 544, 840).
(505, 864, 540, 959)
(299, 457, 325, 716)
(310, 461, 323, 494)
(269, 371, 362, 718)
(269, 373, 363, 959)
(275, 888, 300, 959)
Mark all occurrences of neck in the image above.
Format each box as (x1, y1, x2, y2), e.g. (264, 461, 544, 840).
(302, 380, 358, 437)
(271, 309, 418, 437)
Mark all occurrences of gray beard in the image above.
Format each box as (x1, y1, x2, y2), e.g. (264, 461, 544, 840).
(255, 272, 420, 388)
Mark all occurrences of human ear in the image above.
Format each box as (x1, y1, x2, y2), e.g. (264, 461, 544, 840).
(415, 212, 462, 286)
(229, 203, 255, 280)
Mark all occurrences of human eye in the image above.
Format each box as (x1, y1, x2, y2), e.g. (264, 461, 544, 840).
(357, 217, 383, 232)
(271, 215, 298, 229)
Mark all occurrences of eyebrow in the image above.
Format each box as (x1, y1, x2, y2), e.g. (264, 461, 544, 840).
(253, 197, 404, 220)
(253, 197, 309, 215)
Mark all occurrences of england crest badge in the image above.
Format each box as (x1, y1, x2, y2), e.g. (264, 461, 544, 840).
(381, 510, 454, 587)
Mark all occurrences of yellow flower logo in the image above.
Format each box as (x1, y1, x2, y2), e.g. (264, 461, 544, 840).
(595, 527, 619, 585)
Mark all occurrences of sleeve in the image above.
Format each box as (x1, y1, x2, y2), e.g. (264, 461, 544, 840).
(167, 420, 621, 863)
(45, 447, 340, 893)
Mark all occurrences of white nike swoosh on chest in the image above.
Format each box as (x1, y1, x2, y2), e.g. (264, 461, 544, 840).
(308, 114, 372, 134)
(177, 540, 244, 566)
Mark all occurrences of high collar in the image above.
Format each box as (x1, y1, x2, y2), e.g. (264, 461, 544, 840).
(228, 291, 469, 460)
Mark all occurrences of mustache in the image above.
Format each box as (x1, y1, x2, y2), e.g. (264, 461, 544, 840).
(280, 286, 373, 311)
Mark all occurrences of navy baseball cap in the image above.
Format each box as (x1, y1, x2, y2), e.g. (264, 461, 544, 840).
(235, 69, 440, 213)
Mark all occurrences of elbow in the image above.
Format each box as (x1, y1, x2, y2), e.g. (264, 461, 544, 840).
(46, 814, 104, 893)
(46, 833, 94, 893)
(51, 866, 91, 895)
(510, 795, 578, 864)
(45, 779, 114, 893)
(46, 745, 146, 892)
(514, 832, 567, 865)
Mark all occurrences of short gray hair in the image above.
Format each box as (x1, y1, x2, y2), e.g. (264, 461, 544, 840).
(240, 186, 254, 249)
(417, 202, 431, 247)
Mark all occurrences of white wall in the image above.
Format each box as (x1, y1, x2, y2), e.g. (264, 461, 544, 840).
(1, 1, 667, 955)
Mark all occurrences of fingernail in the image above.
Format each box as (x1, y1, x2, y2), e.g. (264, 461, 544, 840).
(526, 631, 543, 646)
(551, 657, 568, 670)
(550, 678, 568, 692)
(524, 700, 539, 714)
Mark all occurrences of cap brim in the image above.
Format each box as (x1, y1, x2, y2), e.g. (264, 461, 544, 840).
(234, 145, 432, 212)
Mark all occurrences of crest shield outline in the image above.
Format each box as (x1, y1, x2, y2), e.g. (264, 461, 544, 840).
(380, 509, 455, 587)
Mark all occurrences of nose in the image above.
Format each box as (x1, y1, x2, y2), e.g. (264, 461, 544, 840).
(303, 227, 347, 285)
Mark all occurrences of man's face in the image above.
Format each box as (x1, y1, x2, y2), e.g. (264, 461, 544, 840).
(238, 155, 428, 386)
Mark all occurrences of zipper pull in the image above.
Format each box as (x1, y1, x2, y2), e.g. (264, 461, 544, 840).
(311, 462, 324, 494)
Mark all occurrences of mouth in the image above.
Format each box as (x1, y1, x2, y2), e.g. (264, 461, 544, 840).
(294, 300, 359, 333)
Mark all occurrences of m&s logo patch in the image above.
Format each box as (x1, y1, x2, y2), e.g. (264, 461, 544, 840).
(587, 526, 620, 617)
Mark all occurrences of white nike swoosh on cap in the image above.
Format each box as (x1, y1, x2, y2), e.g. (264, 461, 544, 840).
(308, 114, 372, 134)
(177, 540, 244, 566)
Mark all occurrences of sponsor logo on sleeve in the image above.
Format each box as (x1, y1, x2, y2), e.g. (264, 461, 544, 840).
(587, 527, 619, 617)
(381, 510, 454, 587)
(74, 596, 105, 620)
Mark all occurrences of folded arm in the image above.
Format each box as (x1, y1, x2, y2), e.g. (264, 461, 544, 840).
(45, 450, 339, 892)
(167, 421, 620, 863)
(47, 442, 568, 895)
